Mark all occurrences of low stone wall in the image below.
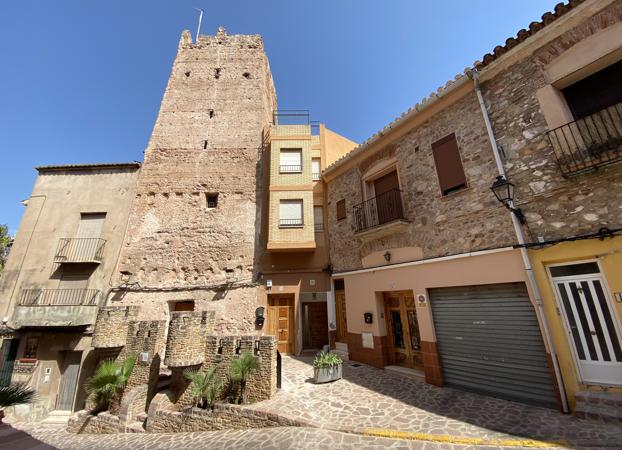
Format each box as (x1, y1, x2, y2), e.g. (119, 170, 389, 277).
(67, 410, 124, 434)
(146, 404, 302, 433)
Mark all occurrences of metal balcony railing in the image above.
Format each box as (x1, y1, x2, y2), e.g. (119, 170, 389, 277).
(312, 172, 320, 181)
(353, 189, 405, 233)
(54, 238, 106, 264)
(279, 218, 304, 228)
(314, 223, 324, 233)
(546, 102, 622, 176)
(280, 165, 302, 173)
(18, 289, 100, 306)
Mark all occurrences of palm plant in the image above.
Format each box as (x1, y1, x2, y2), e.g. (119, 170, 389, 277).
(86, 354, 136, 413)
(228, 352, 259, 404)
(184, 366, 222, 410)
(0, 383, 36, 422)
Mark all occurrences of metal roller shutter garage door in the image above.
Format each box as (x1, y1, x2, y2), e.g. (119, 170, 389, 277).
(429, 283, 556, 408)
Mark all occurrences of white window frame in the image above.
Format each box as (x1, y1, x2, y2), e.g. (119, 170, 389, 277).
(279, 149, 302, 173)
(279, 199, 304, 228)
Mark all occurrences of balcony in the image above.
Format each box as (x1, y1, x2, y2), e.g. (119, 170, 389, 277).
(19, 289, 100, 306)
(53, 238, 106, 264)
(353, 189, 409, 240)
(312, 172, 320, 181)
(13, 289, 101, 328)
(279, 218, 304, 228)
(279, 164, 302, 173)
(546, 103, 622, 176)
(314, 222, 324, 233)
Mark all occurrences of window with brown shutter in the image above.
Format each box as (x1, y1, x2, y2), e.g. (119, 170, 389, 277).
(431, 133, 467, 196)
(336, 199, 346, 221)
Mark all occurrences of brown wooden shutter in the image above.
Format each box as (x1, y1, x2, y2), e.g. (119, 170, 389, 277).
(373, 170, 400, 196)
(431, 134, 466, 195)
(336, 199, 346, 220)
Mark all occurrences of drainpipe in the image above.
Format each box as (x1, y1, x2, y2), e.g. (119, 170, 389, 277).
(468, 69, 569, 413)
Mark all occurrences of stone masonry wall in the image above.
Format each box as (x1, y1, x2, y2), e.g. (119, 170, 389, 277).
(115, 27, 277, 332)
(146, 404, 301, 433)
(170, 335, 277, 408)
(327, 91, 517, 272)
(165, 311, 214, 367)
(481, 1, 622, 241)
(91, 306, 139, 348)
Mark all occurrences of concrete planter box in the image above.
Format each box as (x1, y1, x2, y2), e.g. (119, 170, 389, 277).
(314, 363, 342, 384)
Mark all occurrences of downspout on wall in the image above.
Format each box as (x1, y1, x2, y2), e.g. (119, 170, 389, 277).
(468, 69, 569, 413)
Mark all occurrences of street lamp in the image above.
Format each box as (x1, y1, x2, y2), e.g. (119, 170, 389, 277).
(490, 175, 526, 224)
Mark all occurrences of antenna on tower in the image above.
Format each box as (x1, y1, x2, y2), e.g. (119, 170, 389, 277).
(194, 8, 204, 43)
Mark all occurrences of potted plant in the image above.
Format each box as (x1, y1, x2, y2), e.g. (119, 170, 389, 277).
(313, 351, 343, 384)
(0, 383, 36, 423)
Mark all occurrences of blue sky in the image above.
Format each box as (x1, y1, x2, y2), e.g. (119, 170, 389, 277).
(0, 1, 554, 233)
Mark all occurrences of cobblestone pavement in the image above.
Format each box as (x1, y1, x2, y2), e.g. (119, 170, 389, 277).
(4, 423, 530, 450)
(239, 356, 622, 448)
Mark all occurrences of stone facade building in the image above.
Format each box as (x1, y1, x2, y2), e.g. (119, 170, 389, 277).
(323, 0, 622, 415)
(0, 163, 140, 419)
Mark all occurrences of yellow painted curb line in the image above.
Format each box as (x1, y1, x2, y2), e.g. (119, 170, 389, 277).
(363, 429, 568, 448)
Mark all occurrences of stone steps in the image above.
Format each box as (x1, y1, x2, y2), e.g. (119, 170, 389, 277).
(574, 391, 622, 423)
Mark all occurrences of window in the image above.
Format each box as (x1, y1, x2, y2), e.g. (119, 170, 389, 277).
(77, 213, 106, 239)
(314, 206, 323, 232)
(23, 337, 38, 359)
(336, 199, 346, 221)
(279, 199, 303, 227)
(280, 149, 302, 173)
(431, 134, 467, 196)
(562, 59, 622, 120)
(206, 193, 218, 208)
(173, 301, 195, 311)
(312, 158, 321, 181)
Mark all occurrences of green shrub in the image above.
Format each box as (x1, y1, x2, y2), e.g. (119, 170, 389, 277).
(228, 352, 259, 404)
(313, 351, 342, 368)
(86, 354, 136, 413)
(184, 367, 222, 410)
(0, 383, 36, 421)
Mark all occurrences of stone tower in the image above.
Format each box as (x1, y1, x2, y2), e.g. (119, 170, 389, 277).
(116, 27, 277, 333)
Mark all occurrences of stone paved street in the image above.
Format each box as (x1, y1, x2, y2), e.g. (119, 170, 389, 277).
(5, 356, 622, 450)
(240, 357, 622, 448)
(0, 423, 523, 450)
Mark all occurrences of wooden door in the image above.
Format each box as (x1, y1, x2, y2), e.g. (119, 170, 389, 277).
(384, 291, 423, 370)
(335, 291, 348, 342)
(268, 296, 295, 354)
(303, 302, 329, 349)
(56, 351, 82, 411)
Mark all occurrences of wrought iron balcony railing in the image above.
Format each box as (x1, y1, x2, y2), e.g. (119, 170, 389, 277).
(353, 189, 405, 233)
(280, 165, 302, 173)
(54, 238, 106, 264)
(18, 289, 100, 306)
(279, 218, 304, 228)
(314, 222, 324, 232)
(312, 172, 321, 181)
(546, 102, 622, 176)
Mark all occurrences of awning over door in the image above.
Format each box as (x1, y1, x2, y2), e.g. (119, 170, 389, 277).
(430, 283, 557, 408)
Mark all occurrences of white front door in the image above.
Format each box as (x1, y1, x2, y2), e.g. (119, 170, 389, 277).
(549, 262, 622, 385)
